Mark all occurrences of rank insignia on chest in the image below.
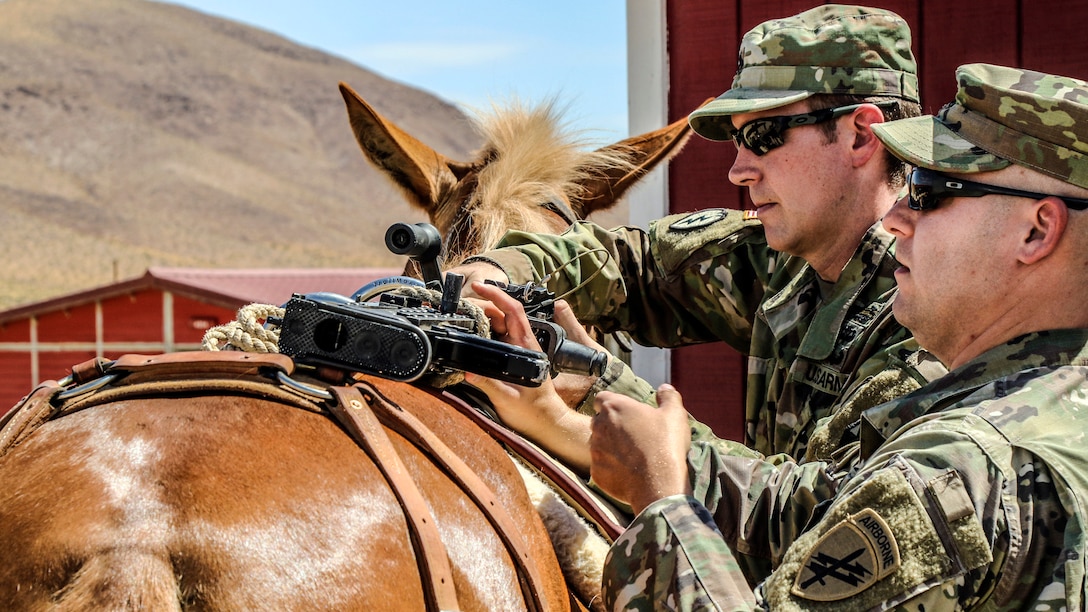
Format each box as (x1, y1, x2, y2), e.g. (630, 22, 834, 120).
(791, 508, 901, 601)
(668, 208, 728, 231)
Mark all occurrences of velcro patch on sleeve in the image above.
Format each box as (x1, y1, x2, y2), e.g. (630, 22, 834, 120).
(649, 209, 762, 276)
(927, 469, 993, 572)
(790, 508, 900, 601)
(762, 463, 985, 611)
(667, 209, 730, 231)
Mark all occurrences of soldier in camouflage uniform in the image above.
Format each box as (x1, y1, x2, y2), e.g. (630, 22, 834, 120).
(588, 63, 1088, 610)
(460, 5, 940, 464)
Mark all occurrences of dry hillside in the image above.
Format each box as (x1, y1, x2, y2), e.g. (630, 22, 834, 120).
(0, 0, 490, 309)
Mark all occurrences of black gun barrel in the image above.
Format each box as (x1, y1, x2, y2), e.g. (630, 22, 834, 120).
(551, 339, 609, 378)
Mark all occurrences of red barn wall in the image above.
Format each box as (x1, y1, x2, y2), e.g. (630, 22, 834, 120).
(0, 289, 236, 411)
(101, 292, 164, 343)
(664, 0, 1088, 441)
(36, 307, 96, 344)
(172, 296, 233, 343)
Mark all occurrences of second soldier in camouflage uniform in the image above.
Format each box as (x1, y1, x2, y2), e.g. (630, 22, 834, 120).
(459, 5, 941, 463)
(591, 63, 1088, 610)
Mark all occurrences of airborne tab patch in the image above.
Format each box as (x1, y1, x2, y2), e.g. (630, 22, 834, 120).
(668, 208, 728, 231)
(791, 508, 901, 601)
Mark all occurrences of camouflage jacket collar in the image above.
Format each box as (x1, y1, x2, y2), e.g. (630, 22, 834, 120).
(859, 329, 1088, 457)
(761, 221, 897, 361)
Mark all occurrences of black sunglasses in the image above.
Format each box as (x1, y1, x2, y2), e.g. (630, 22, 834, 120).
(908, 167, 1088, 211)
(733, 102, 896, 156)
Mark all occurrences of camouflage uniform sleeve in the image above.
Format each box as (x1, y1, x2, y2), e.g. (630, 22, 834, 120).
(603, 434, 846, 605)
(602, 494, 760, 611)
(470, 212, 769, 349)
(570, 354, 726, 465)
(600, 447, 846, 612)
(759, 414, 1013, 609)
(569, 355, 657, 416)
(603, 419, 1011, 610)
(566, 349, 748, 447)
(686, 441, 843, 586)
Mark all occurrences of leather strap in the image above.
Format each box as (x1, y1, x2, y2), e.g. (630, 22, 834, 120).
(355, 381, 553, 612)
(0, 381, 63, 457)
(437, 387, 626, 542)
(69, 357, 111, 384)
(327, 386, 461, 612)
(109, 352, 295, 382)
(0, 353, 302, 458)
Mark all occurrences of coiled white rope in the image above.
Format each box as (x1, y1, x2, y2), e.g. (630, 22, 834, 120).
(201, 303, 284, 353)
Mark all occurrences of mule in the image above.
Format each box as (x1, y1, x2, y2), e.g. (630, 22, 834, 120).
(0, 85, 693, 610)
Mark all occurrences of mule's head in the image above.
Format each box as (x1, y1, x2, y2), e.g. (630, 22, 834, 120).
(339, 82, 693, 268)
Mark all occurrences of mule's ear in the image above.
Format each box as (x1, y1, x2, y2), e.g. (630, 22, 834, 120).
(340, 82, 465, 214)
(573, 107, 699, 216)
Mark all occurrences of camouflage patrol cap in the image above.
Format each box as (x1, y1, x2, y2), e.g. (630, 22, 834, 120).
(687, 4, 919, 141)
(872, 64, 1088, 189)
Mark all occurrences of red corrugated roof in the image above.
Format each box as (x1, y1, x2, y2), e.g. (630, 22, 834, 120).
(0, 267, 405, 324)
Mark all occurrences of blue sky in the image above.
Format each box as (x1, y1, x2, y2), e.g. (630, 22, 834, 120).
(164, 1, 629, 140)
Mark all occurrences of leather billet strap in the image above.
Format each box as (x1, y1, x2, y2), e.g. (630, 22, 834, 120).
(0, 352, 303, 457)
(326, 385, 461, 612)
(353, 381, 553, 612)
(106, 352, 296, 383)
(438, 387, 626, 542)
(0, 381, 62, 458)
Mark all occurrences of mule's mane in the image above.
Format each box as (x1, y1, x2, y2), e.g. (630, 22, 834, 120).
(453, 98, 636, 262)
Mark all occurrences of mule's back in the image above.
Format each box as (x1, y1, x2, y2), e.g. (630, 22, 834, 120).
(0, 359, 570, 610)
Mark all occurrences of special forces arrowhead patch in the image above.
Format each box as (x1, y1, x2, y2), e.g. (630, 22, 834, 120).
(791, 508, 901, 601)
(668, 208, 728, 231)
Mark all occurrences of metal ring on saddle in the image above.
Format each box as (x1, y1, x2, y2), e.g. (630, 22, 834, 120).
(275, 370, 334, 401)
(55, 373, 122, 402)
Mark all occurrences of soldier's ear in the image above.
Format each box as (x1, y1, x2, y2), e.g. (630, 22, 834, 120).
(847, 105, 885, 168)
(1018, 197, 1068, 265)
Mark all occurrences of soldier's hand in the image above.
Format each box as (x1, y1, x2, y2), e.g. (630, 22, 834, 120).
(464, 281, 591, 473)
(589, 384, 692, 514)
(450, 262, 509, 299)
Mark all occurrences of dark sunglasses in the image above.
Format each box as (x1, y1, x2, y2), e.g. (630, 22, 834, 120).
(908, 167, 1088, 211)
(733, 102, 896, 156)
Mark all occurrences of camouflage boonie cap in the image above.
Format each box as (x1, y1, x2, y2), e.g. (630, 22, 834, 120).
(872, 63, 1088, 189)
(688, 4, 919, 141)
